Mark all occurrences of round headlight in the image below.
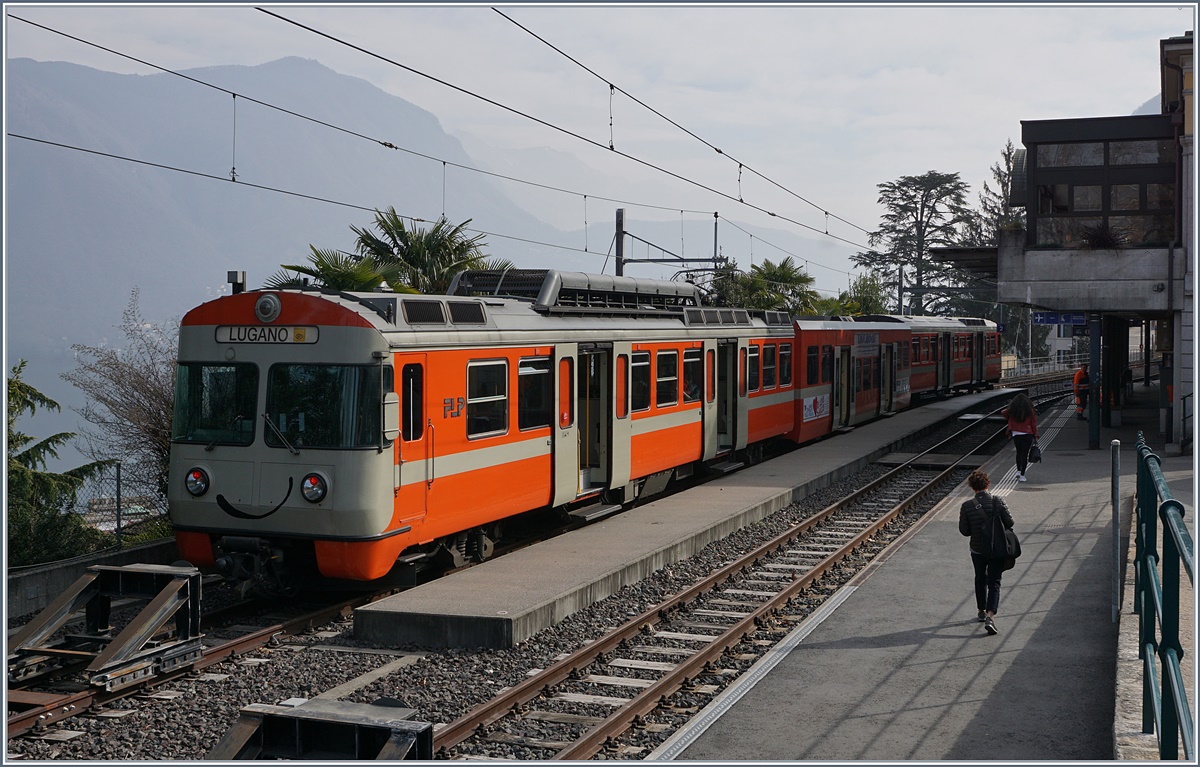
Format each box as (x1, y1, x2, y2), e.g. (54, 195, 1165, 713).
(185, 467, 210, 497)
(301, 473, 328, 503)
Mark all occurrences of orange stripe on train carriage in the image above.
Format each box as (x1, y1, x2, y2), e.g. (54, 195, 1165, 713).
(629, 420, 703, 479)
(390, 453, 553, 539)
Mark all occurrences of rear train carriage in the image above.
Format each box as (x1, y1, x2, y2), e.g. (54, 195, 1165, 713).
(168, 270, 793, 586)
(787, 318, 912, 444)
(868, 315, 1000, 397)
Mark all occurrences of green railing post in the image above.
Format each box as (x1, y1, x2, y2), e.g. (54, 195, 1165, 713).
(1112, 440, 1121, 623)
(1131, 431, 1194, 760)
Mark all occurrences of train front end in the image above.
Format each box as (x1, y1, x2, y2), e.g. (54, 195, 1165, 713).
(167, 286, 405, 590)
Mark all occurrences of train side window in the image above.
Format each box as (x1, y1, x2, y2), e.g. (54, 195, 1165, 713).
(518, 357, 551, 430)
(401, 364, 423, 441)
(911, 338, 920, 364)
(631, 352, 651, 411)
(615, 354, 629, 419)
(683, 349, 703, 403)
(929, 338, 937, 362)
(820, 346, 833, 383)
(468, 360, 508, 437)
(558, 357, 573, 427)
(872, 358, 880, 389)
(747, 345, 760, 392)
(656, 350, 679, 407)
(779, 344, 792, 386)
(762, 344, 777, 389)
(806, 346, 819, 385)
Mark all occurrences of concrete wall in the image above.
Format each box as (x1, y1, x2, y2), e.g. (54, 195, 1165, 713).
(7, 539, 179, 620)
(998, 242, 1185, 313)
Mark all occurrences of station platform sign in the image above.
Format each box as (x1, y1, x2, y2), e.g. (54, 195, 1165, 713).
(1032, 311, 1086, 325)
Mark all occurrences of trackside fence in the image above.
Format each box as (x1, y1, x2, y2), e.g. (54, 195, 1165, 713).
(1133, 431, 1194, 760)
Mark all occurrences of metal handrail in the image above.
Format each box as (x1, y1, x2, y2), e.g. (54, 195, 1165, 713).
(1181, 393, 1192, 452)
(1133, 431, 1194, 760)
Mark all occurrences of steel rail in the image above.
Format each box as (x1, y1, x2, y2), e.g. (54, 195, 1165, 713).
(435, 409, 1011, 757)
(6, 596, 370, 739)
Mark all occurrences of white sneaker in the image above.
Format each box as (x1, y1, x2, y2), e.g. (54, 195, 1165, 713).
(1018, 473, 1027, 482)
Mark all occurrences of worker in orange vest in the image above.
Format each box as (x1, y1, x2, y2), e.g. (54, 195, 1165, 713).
(1073, 363, 1089, 420)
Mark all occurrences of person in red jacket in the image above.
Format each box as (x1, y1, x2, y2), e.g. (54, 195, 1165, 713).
(1002, 393, 1038, 482)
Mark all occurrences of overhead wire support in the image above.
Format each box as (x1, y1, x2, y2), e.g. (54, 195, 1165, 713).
(493, 6, 873, 237)
(257, 7, 872, 252)
(7, 132, 611, 261)
(229, 93, 238, 182)
(6, 13, 711, 222)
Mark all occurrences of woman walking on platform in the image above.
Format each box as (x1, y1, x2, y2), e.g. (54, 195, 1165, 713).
(1002, 393, 1038, 482)
(959, 470, 1014, 635)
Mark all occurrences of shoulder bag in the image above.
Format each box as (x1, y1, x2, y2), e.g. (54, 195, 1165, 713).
(1029, 440, 1042, 463)
(978, 497, 1021, 570)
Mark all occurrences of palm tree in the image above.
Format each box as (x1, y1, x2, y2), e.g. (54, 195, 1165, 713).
(264, 246, 416, 293)
(748, 257, 820, 314)
(352, 208, 495, 294)
(273, 208, 510, 295)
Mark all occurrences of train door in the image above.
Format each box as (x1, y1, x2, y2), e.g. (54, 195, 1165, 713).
(609, 343, 633, 491)
(834, 347, 852, 427)
(577, 347, 611, 493)
(735, 340, 750, 450)
(939, 333, 952, 392)
(973, 332, 985, 385)
(882, 344, 895, 413)
(551, 344, 579, 507)
(698, 340, 719, 460)
(715, 341, 737, 454)
(394, 355, 428, 524)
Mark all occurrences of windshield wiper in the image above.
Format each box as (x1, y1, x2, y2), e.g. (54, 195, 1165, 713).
(261, 413, 300, 455)
(205, 414, 244, 451)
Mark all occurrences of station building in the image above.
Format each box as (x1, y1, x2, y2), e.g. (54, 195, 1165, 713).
(939, 30, 1194, 453)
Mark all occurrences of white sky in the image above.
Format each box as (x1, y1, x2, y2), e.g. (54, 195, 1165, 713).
(3, 2, 1196, 285)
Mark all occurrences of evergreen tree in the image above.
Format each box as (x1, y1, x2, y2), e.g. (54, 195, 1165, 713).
(8, 360, 112, 566)
(851, 171, 972, 315)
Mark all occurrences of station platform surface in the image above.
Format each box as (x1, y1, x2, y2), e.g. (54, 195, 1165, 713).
(355, 388, 1016, 649)
(650, 380, 1194, 761)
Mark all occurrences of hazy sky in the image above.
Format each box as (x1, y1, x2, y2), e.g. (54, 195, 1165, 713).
(4, 2, 1195, 287)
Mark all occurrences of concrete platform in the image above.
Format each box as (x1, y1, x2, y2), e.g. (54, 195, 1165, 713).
(354, 389, 1016, 649)
(648, 381, 1193, 761)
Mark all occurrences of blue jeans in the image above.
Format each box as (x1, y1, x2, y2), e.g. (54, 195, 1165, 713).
(971, 552, 1005, 614)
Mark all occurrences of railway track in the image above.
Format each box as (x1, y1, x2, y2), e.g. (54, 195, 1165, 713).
(431, 403, 1014, 760)
(6, 388, 1063, 755)
(5, 590, 379, 739)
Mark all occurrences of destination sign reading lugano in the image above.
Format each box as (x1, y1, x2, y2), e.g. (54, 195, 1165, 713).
(216, 326, 319, 344)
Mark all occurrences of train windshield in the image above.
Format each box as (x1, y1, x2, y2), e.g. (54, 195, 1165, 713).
(171, 363, 258, 446)
(265, 364, 383, 449)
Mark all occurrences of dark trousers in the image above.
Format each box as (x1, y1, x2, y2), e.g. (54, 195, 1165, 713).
(1013, 433, 1034, 473)
(971, 552, 1005, 614)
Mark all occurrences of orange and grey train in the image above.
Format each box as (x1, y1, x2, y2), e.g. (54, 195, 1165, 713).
(167, 269, 999, 590)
